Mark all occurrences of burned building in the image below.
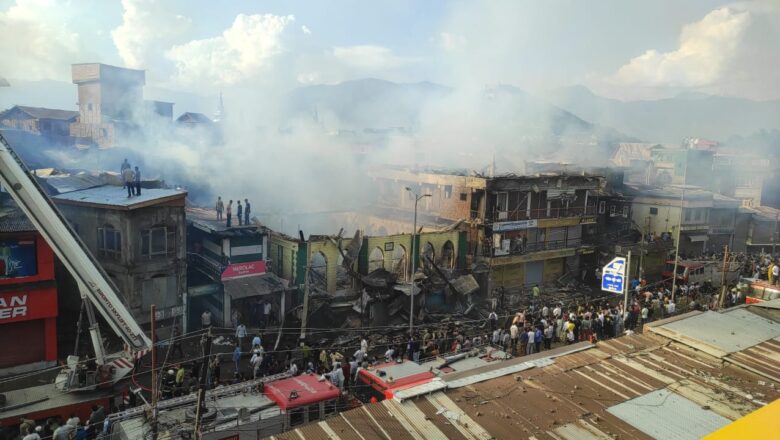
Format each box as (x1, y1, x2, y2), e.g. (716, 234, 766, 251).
(370, 167, 602, 291)
(50, 185, 187, 325)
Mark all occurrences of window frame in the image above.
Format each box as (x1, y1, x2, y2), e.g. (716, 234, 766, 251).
(140, 226, 175, 258)
(598, 201, 606, 214)
(97, 225, 122, 259)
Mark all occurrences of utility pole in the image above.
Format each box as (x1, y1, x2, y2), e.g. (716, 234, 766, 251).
(405, 187, 431, 337)
(299, 237, 311, 341)
(150, 304, 158, 439)
(671, 184, 686, 303)
(623, 250, 632, 326)
(194, 328, 213, 439)
(718, 246, 730, 309)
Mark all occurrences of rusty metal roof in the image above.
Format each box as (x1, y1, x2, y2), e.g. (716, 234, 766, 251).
(276, 311, 780, 440)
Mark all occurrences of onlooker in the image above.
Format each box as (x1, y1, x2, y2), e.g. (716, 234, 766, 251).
(216, 196, 224, 220)
(244, 199, 251, 225)
(133, 166, 141, 195)
(226, 200, 233, 227)
(237, 200, 243, 226)
(122, 165, 134, 197)
(235, 322, 247, 349)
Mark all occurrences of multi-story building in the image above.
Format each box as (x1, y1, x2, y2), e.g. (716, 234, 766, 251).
(49, 185, 187, 325)
(69, 63, 146, 148)
(369, 167, 602, 291)
(185, 207, 288, 330)
(627, 184, 741, 257)
(0, 196, 59, 375)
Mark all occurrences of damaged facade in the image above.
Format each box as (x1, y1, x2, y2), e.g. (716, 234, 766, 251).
(369, 167, 603, 292)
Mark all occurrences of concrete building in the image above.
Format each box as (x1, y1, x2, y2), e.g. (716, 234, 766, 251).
(0, 196, 59, 375)
(627, 184, 741, 257)
(369, 167, 602, 291)
(743, 206, 780, 254)
(69, 63, 145, 148)
(50, 185, 187, 325)
(185, 207, 289, 331)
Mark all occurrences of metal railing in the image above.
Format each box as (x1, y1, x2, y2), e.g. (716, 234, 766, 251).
(187, 252, 225, 280)
(486, 205, 597, 223)
(482, 238, 585, 257)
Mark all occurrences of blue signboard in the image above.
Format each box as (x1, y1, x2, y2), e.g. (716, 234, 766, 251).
(601, 256, 626, 294)
(0, 238, 38, 278)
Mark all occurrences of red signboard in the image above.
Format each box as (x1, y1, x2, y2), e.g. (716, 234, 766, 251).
(221, 261, 267, 280)
(745, 296, 763, 305)
(0, 287, 57, 324)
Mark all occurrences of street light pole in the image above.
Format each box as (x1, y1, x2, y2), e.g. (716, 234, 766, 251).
(406, 187, 430, 337)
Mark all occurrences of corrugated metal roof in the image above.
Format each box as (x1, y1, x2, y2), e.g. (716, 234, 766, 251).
(650, 309, 780, 356)
(52, 186, 186, 209)
(607, 389, 730, 440)
(3, 105, 79, 121)
(282, 313, 780, 440)
(38, 173, 103, 194)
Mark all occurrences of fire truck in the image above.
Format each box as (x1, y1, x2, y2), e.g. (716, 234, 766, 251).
(0, 132, 151, 426)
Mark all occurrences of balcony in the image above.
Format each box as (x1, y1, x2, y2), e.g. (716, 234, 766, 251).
(187, 252, 225, 281)
(486, 205, 596, 224)
(482, 238, 583, 258)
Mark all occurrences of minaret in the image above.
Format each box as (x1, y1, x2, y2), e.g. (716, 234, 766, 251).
(214, 92, 225, 122)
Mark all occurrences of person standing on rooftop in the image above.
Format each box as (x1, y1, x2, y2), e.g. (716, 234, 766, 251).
(216, 196, 224, 220)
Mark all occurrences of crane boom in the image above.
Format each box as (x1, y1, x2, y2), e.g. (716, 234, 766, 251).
(0, 132, 150, 352)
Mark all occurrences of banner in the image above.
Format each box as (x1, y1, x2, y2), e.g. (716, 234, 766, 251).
(221, 261, 267, 280)
(0, 287, 57, 323)
(0, 238, 37, 279)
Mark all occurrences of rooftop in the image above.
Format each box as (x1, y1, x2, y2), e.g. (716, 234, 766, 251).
(0, 198, 34, 233)
(52, 185, 186, 210)
(0, 105, 79, 121)
(281, 304, 780, 440)
(36, 172, 103, 194)
(186, 206, 263, 235)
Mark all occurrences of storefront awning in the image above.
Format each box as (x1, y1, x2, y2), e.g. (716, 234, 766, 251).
(688, 235, 709, 242)
(223, 273, 288, 300)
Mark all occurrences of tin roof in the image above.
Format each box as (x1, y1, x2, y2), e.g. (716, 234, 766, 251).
(52, 185, 186, 210)
(283, 306, 780, 440)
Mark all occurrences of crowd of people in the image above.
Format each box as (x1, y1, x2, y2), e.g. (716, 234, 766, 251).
(214, 197, 251, 228)
(16, 406, 106, 440)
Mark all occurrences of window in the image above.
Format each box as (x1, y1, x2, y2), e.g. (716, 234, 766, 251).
(97, 226, 121, 258)
(649, 207, 658, 215)
(444, 185, 452, 199)
(459, 193, 468, 201)
(609, 205, 616, 216)
(598, 201, 606, 214)
(622, 206, 629, 217)
(496, 192, 509, 211)
(140, 226, 175, 257)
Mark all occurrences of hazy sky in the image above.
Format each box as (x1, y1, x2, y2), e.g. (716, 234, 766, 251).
(0, 0, 778, 100)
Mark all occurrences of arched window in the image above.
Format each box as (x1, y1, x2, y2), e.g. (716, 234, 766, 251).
(441, 240, 455, 269)
(368, 247, 385, 272)
(310, 251, 328, 289)
(391, 244, 407, 278)
(422, 242, 435, 270)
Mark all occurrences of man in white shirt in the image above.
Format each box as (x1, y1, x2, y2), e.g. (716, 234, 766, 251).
(384, 346, 395, 362)
(488, 310, 498, 331)
(773, 264, 779, 285)
(263, 302, 272, 327)
(250, 350, 263, 378)
(252, 335, 261, 349)
(553, 305, 562, 319)
(526, 329, 535, 355)
(510, 324, 519, 355)
(235, 323, 247, 349)
(353, 348, 366, 364)
(361, 337, 369, 353)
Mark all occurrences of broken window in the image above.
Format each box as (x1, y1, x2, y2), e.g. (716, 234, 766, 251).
(440, 240, 455, 269)
(459, 193, 468, 201)
(422, 242, 435, 270)
(391, 245, 407, 278)
(368, 247, 384, 272)
(650, 207, 658, 215)
(310, 251, 328, 289)
(97, 225, 121, 259)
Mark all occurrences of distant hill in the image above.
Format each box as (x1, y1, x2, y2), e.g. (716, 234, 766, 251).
(545, 85, 780, 143)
